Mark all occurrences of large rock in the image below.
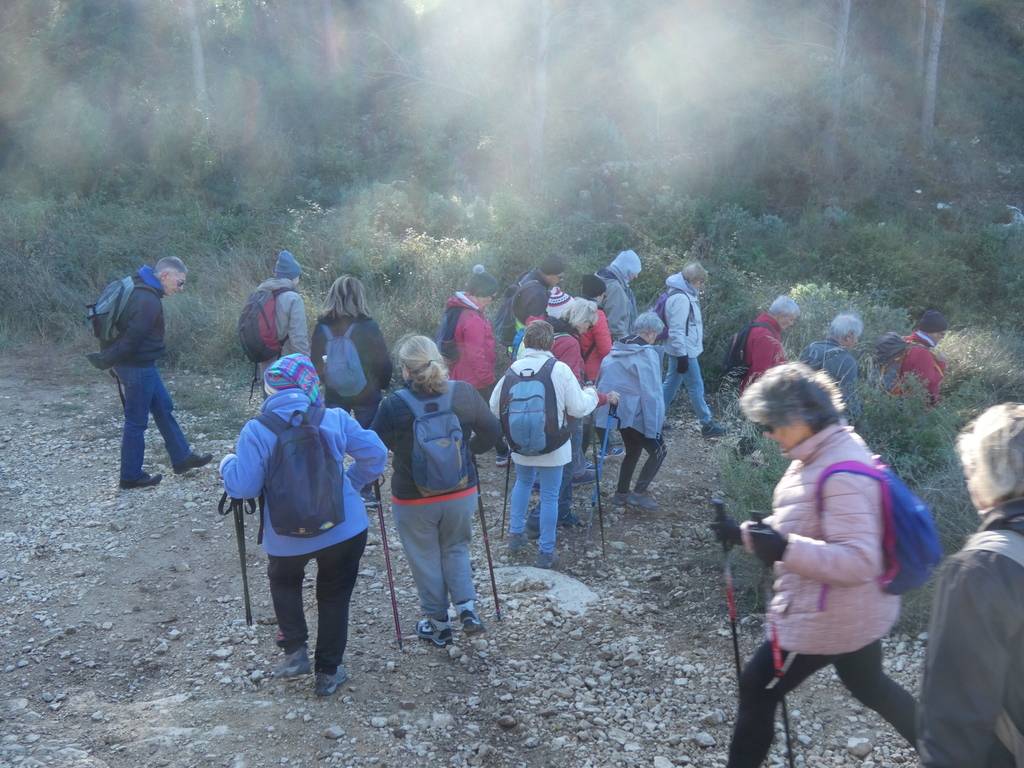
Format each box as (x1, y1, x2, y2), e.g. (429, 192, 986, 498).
(493, 567, 599, 615)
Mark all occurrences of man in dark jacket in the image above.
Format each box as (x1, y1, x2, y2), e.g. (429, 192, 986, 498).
(494, 256, 565, 348)
(799, 312, 862, 419)
(87, 258, 211, 489)
(919, 403, 1024, 767)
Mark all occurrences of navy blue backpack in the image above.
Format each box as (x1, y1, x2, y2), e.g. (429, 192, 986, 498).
(395, 385, 471, 497)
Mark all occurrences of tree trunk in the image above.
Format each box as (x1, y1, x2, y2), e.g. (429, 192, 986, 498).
(920, 0, 945, 152)
(527, 0, 551, 194)
(824, 0, 852, 179)
(916, 0, 929, 81)
(183, 0, 209, 112)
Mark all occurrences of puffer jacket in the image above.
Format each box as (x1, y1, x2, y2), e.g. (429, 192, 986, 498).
(662, 273, 703, 358)
(256, 277, 309, 357)
(444, 293, 497, 389)
(741, 423, 898, 655)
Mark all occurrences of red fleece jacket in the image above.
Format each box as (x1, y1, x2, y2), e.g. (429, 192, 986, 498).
(740, 312, 786, 393)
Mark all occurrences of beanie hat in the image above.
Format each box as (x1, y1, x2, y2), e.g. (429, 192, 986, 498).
(539, 255, 566, 276)
(580, 274, 607, 300)
(610, 249, 642, 280)
(264, 353, 323, 406)
(466, 264, 499, 298)
(917, 309, 948, 334)
(546, 287, 573, 319)
(274, 250, 302, 280)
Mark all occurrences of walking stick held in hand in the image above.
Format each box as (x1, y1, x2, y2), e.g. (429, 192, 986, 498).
(218, 492, 257, 626)
(471, 457, 502, 621)
(373, 479, 404, 651)
(500, 454, 511, 540)
(590, 404, 615, 557)
(712, 498, 743, 683)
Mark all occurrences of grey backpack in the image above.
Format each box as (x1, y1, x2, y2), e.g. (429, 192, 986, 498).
(322, 323, 368, 397)
(394, 386, 470, 497)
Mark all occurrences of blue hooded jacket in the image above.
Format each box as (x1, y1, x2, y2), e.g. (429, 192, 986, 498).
(220, 389, 387, 556)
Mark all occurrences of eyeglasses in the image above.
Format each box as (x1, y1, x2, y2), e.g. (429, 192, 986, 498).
(175, 278, 186, 288)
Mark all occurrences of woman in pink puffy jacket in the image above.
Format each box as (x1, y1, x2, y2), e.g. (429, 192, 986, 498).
(712, 363, 917, 767)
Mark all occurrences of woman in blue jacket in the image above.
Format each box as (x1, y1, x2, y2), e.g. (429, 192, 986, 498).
(219, 354, 387, 697)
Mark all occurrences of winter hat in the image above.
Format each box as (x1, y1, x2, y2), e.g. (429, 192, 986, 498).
(264, 353, 323, 406)
(274, 250, 302, 280)
(580, 274, 607, 300)
(917, 309, 949, 334)
(610, 249, 642, 280)
(466, 264, 499, 297)
(539, 255, 566, 277)
(546, 287, 572, 318)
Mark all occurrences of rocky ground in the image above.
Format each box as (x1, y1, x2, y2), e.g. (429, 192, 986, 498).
(0, 362, 925, 767)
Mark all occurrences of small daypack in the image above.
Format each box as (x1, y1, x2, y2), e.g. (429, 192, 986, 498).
(499, 357, 570, 456)
(874, 332, 912, 392)
(395, 386, 471, 497)
(238, 287, 294, 363)
(494, 272, 531, 347)
(435, 306, 465, 362)
(86, 276, 137, 343)
(650, 288, 691, 343)
(322, 323, 368, 397)
(815, 458, 942, 595)
(721, 321, 772, 378)
(256, 406, 346, 538)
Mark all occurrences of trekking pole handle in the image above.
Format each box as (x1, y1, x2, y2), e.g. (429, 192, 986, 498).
(218, 492, 228, 516)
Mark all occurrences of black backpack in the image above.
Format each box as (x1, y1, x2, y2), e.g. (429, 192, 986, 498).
(435, 306, 465, 362)
(256, 407, 346, 539)
(721, 322, 772, 379)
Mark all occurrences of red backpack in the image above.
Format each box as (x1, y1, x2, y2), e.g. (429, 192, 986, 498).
(238, 287, 294, 363)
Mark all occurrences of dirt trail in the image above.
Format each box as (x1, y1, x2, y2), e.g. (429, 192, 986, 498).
(0, 365, 923, 767)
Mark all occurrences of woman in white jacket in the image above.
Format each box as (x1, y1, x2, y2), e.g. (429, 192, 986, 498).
(491, 321, 617, 569)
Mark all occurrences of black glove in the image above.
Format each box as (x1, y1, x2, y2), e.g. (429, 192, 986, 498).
(675, 355, 690, 374)
(86, 352, 111, 371)
(710, 515, 742, 547)
(748, 523, 788, 565)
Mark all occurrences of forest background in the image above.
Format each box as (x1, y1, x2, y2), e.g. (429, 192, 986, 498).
(1, 0, 1023, 623)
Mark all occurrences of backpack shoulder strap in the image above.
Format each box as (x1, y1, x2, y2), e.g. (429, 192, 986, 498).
(964, 530, 1024, 570)
(814, 460, 890, 515)
(393, 388, 422, 417)
(342, 320, 359, 340)
(256, 412, 289, 436)
(319, 323, 335, 341)
(305, 405, 325, 427)
(271, 287, 296, 297)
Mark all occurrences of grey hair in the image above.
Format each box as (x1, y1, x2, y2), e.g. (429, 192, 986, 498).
(564, 298, 598, 332)
(956, 403, 1024, 511)
(154, 257, 187, 275)
(523, 319, 554, 351)
(682, 262, 708, 283)
(768, 295, 800, 319)
(633, 310, 665, 337)
(828, 312, 864, 341)
(319, 275, 370, 322)
(740, 362, 844, 432)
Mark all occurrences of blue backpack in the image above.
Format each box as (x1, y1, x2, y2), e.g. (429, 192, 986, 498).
(322, 323, 368, 397)
(256, 407, 347, 539)
(395, 386, 471, 497)
(815, 458, 942, 595)
(498, 357, 570, 456)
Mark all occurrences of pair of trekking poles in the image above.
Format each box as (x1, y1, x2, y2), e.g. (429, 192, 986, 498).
(713, 498, 796, 768)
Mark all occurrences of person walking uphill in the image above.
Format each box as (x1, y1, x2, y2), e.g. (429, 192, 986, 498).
(256, 250, 310, 371)
(738, 295, 800, 393)
(799, 312, 863, 419)
(86, 257, 212, 489)
(711, 363, 917, 767)
(370, 336, 502, 648)
(597, 249, 641, 340)
(898, 309, 948, 405)
(219, 354, 387, 698)
(493, 255, 565, 350)
(918, 403, 1024, 768)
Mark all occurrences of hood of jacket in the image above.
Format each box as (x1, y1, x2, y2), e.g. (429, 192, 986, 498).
(607, 339, 653, 360)
(664, 272, 697, 296)
(257, 277, 298, 293)
(447, 292, 481, 312)
(260, 389, 313, 422)
(609, 250, 641, 280)
(138, 265, 164, 295)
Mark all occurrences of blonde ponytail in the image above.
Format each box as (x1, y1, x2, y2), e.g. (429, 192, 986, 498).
(396, 335, 449, 394)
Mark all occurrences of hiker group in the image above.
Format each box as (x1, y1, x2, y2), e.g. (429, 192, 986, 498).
(86, 249, 1022, 768)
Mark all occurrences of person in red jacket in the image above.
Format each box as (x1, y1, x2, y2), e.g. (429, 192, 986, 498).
(740, 295, 800, 393)
(898, 309, 948, 404)
(579, 274, 613, 384)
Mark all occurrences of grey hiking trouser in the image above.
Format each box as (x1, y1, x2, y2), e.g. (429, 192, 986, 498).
(392, 492, 477, 620)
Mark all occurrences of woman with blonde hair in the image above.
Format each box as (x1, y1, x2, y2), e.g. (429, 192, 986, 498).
(311, 276, 392, 428)
(370, 336, 501, 648)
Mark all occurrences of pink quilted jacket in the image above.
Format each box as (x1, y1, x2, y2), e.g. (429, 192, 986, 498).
(742, 424, 899, 655)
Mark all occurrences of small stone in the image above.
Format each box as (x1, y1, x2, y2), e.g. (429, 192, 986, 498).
(40, 692, 54, 703)
(447, 645, 463, 660)
(249, 670, 265, 682)
(471, 638, 488, 652)
(431, 712, 454, 729)
(210, 647, 233, 660)
(654, 758, 674, 768)
(497, 715, 517, 730)
(370, 717, 387, 728)
(167, 629, 183, 640)
(91, 711, 105, 722)
(323, 725, 344, 740)
(700, 710, 725, 726)
(693, 732, 716, 747)
(100, 622, 113, 631)
(847, 736, 873, 758)
(399, 700, 416, 711)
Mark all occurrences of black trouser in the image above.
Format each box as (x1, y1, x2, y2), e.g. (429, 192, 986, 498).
(267, 530, 367, 675)
(477, 385, 509, 458)
(615, 427, 667, 494)
(728, 639, 917, 767)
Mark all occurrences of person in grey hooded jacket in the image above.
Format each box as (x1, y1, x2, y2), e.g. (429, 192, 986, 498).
(596, 312, 667, 511)
(597, 249, 641, 340)
(256, 250, 310, 378)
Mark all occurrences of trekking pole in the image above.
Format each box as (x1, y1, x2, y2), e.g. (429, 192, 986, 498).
(712, 498, 743, 683)
(500, 456, 511, 540)
(218, 492, 257, 627)
(471, 457, 502, 621)
(372, 479, 404, 651)
(751, 511, 797, 768)
(589, 405, 615, 556)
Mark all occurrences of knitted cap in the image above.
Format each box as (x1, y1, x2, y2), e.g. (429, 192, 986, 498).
(264, 354, 323, 406)
(539, 255, 566, 276)
(466, 264, 499, 297)
(917, 309, 948, 334)
(274, 250, 301, 279)
(546, 288, 573, 319)
(581, 274, 607, 300)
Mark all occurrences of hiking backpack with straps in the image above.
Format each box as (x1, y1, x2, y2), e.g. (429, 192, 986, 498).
(395, 386, 471, 497)
(435, 306, 465, 362)
(256, 406, 346, 538)
(815, 458, 942, 595)
(322, 323, 368, 397)
(238, 287, 294, 363)
(86, 276, 140, 343)
(874, 332, 913, 393)
(721, 321, 772, 379)
(499, 357, 570, 456)
(650, 288, 692, 343)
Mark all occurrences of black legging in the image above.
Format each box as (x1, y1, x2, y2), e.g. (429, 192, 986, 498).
(728, 639, 917, 767)
(615, 427, 667, 494)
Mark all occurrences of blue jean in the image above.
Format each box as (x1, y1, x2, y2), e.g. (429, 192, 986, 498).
(114, 365, 191, 481)
(662, 354, 712, 424)
(509, 464, 562, 554)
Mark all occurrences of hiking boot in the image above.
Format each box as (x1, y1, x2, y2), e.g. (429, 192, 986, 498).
(119, 473, 162, 490)
(314, 667, 348, 697)
(416, 618, 453, 648)
(701, 422, 727, 438)
(571, 469, 596, 486)
(507, 532, 528, 555)
(173, 452, 213, 474)
(627, 491, 659, 511)
(495, 455, 509, 468)
(272, 646, 311, 678)
(459, 609, 486, 635)
(611, 491, 630, 508)
(535, 550, 560, 570)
